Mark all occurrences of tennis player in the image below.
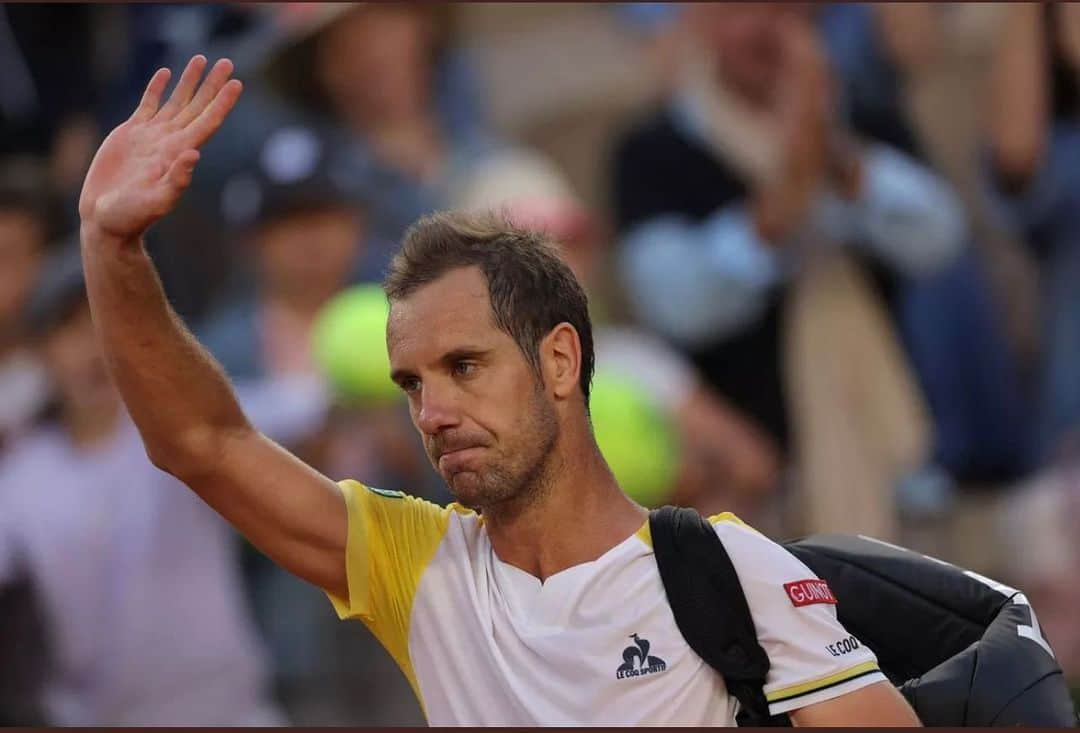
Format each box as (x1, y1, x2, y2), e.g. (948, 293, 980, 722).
(77, 56, 920, 726)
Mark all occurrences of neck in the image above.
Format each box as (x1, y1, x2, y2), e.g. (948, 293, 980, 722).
(483, 428, 648, 582)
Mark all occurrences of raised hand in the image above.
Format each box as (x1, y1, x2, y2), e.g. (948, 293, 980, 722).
(79, 56, 243, 241)
(752, 18, 833, 243)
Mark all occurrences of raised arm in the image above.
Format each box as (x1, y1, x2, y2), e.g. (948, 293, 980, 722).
(78, 57, 347, 598)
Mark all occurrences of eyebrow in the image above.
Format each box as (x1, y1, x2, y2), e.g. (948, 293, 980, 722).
(390, 346, 493, 385)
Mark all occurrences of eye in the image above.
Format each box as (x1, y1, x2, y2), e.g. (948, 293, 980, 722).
(452, 360, 476, 378)
(399, 376, 421, 394)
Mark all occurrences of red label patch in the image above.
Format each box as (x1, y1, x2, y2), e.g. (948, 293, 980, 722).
(784, 579, 837, 607)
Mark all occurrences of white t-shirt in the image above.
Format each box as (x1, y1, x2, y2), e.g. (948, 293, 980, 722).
(328, 481, 886, 725)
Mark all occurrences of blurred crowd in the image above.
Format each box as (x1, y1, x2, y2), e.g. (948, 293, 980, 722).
(1, 2, 1078, 724)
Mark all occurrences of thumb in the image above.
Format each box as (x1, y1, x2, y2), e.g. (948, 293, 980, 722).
(165, 149, 201, 192)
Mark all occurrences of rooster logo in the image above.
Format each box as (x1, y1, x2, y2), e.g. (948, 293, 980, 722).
(616, 633, 668, 679)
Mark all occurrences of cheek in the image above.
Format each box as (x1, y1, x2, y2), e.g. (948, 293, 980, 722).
(488, 373, 547, 440)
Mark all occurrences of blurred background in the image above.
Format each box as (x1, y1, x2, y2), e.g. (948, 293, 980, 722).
(1, 2, 1078, 724)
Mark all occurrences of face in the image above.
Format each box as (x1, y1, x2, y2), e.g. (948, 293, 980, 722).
(387, 267, 561, 510)
(315, 5, 434, 126)
(252, 207, 362, 307)
(38, 300, 117, 417)
(686, 3, 814, 106)
(0, 210, 46, 333)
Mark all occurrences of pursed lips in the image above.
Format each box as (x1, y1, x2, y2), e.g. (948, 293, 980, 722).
(437, 445, 485, 473)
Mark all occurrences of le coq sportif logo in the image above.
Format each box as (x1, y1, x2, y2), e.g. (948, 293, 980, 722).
(616, 633, 667, 679)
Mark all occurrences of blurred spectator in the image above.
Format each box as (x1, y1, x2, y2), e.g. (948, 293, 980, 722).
(257, 3, 495, 275)
(453, 149, 782, 525)
(987, 3, 1080, 465)
(202, 125, 367, 381)
(818, 3, 1041, 488)
(0, 159, 55, 454)
(200, 124, 362, 709)
(611, 4, 967, 537)
(0, 247, 282, 725)
(455, 4, 660, 214)
(200, 124, 429, 724)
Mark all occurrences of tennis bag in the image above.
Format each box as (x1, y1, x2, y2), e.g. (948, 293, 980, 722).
(650, 506, 1078, 726)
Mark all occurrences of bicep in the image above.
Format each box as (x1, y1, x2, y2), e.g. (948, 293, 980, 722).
(789, 680, 921, 727)
(185, 428, 348, 597)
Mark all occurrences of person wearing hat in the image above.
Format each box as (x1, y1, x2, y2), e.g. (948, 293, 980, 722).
(200, 124, 368, 381)
(0, 245, 286, 725)
(249, 3, 496, 273)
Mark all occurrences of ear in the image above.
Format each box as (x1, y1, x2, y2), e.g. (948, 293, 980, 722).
(540, 322, 582, 401)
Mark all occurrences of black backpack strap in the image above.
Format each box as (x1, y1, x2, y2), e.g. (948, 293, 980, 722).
(650, 506, 788, 726)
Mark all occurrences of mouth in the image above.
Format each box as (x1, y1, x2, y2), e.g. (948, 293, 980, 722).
(437, 446, 485, 474)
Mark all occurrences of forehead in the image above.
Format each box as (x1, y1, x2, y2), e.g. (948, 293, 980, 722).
(386, 266, 510, 366)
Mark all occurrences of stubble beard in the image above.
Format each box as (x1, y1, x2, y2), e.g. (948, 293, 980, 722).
(445, 388, 561, 514)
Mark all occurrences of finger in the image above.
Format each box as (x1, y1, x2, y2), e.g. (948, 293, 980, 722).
(163, 149, 201, 193)
(132, 68, 171, 121)
(157, 55, 208, 121)
(185, 79, 243, 149)
(174, 58, 234, 127)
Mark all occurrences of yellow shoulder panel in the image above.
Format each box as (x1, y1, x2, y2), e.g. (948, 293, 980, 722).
(327, 479, 454, 706)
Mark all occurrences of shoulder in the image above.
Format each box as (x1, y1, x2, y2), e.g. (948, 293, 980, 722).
(708, 513, 821, 588)
(337, 479, 473, 544)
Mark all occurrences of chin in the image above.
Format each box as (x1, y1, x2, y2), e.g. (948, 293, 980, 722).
(445, 471, 512, 511)
(445, 472, 484, 508)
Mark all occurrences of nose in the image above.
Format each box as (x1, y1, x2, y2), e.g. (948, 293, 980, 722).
(415, 382, 461, 436)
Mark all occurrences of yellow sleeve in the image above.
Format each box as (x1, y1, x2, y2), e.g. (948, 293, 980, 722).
(326, 479, 451, 699)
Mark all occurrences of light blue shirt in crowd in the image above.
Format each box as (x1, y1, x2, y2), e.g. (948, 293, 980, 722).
(619, 103, 967, 348)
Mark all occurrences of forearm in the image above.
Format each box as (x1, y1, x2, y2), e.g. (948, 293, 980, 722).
(80, 225, 251, 476)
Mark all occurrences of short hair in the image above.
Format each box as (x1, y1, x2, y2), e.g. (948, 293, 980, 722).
(384, 209, 595, 401)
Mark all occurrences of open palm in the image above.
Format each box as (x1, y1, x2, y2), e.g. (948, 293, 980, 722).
(79, 56, 243, 240)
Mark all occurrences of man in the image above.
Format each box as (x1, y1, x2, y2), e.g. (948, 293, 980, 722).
(0, 246, 282, 725)
(612, 4, 967, 539)
(77, 55, 920, 725)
